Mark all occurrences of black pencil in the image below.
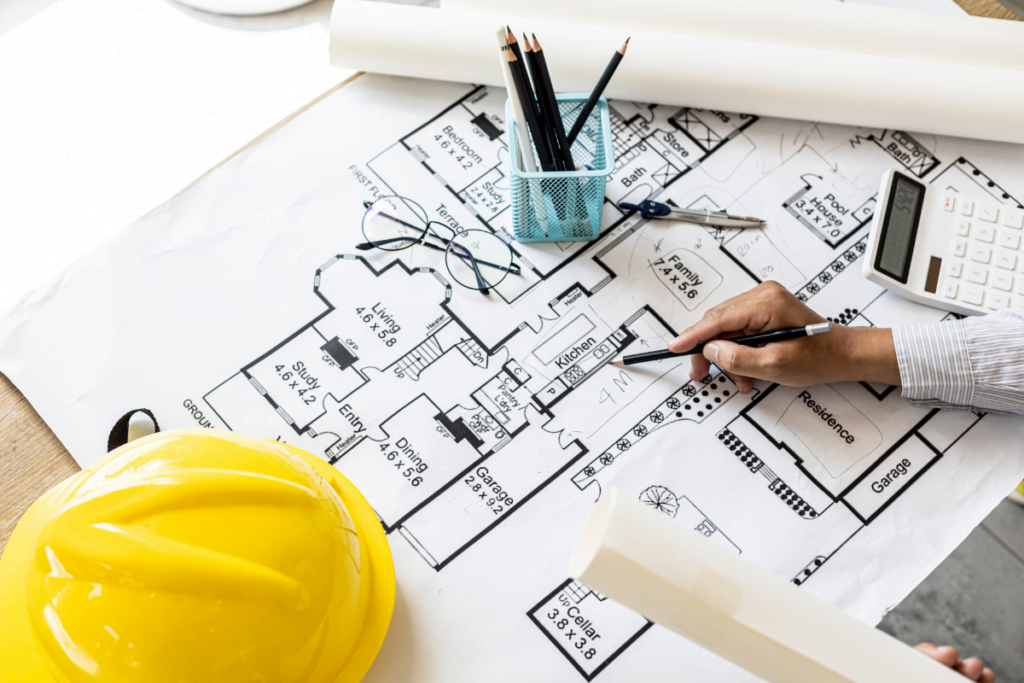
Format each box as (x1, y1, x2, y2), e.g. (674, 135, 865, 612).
(507, 48, 556, 173)
(523, 35, 562, 171)
(611, 323, 833, 366)
(531, 34, 575, 171)
(507, 29, 556, 171)
(567, 38, 629, 146)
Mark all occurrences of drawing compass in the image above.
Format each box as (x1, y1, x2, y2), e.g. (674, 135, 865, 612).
(619, 200, 765, 229)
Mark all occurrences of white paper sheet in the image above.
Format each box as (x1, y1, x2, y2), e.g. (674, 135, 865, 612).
(328, 2, 1024, 144)
(441, 0, 1010, 69)
(2, 73, 1023, 681)
(0, 0, 351, 314)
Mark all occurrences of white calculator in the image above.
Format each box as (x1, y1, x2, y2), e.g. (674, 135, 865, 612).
(864, 167, 1024, 316)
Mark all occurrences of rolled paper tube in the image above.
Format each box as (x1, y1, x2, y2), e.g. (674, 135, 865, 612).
(329, 1, 1024, 145)
(441, 0, 1024, 72)
(568, 488, 968, 683)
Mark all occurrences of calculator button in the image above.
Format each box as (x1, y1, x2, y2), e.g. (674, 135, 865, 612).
(956, 219, 971, 236)
(988, 292, 1010, 310)
(942, 195, 956, 212)
(1003, 208, 1024, 229)
(999, 232, 1021, 250)
(975, 225, 996, 243)
(965, 265, 988, 284)
(1016, 297, 1024, 310)
(943, 281, 959, 299)
(1018, 278, 1024, 295)
(962, 285, 985, 306)
(970, 245, 991, 263)
(960, 199, 975, 216)
(979, 205, 999, 223)
(953, 238, 968, 257)
(996, 252, 1017, 271)
(948, 261, 964, 278)
(993, 272, 1014, 291)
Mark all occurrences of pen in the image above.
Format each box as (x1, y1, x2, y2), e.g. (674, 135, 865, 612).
(619, 199, 765, 229)
(612, 322, 832, 366)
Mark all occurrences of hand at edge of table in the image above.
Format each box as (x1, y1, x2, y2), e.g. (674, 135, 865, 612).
(916, 643, 995, 682)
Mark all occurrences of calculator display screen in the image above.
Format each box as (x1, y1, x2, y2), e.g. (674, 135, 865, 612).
(875, 174, 925, 284)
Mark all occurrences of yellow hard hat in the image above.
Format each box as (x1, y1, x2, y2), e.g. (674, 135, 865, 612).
(0, 429, 394, 683)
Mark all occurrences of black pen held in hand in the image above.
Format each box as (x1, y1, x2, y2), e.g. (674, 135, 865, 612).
(612, 322, 833, 366)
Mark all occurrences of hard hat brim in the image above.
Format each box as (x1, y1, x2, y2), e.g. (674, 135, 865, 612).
(284, 444, 397, 683)
(0, 472, 86, 680)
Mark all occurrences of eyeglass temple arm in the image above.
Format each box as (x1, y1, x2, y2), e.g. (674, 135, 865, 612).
(449, 242, 490, 293)
(355, 237, 447, 252)
(358, 207, 448, 250)
(361, 202, 521, 275)
(356, 238, 521, 275)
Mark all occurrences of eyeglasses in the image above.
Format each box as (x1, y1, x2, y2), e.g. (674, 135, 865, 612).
(356, 195, 520, 295)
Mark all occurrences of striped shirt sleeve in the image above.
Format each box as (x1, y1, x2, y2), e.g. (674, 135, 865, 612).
(892, 309, 1024, 414)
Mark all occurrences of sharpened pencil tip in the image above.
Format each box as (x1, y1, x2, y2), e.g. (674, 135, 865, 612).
(612, 358, 624, 365)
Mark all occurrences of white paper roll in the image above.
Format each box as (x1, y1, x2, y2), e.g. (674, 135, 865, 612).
(568, 488, 967, 683)
(329, 1, 1024, 144)
(443, 0, 1024, 72)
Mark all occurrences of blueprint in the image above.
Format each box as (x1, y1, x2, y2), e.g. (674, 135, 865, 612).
(2, 74, 1024, 682)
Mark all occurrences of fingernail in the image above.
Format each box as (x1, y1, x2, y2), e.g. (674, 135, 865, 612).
(704, 342, 719, 364)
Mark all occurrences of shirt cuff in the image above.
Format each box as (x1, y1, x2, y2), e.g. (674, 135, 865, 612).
(891, 318, 974, 408)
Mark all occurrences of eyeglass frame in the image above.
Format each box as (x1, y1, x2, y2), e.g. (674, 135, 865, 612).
(355, 195, 520, 295)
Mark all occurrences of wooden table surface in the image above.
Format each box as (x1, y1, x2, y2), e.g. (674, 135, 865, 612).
(0, 0, 1019, 555)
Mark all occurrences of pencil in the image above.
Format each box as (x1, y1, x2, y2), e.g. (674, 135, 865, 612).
(509, 29, 557, 172)
(522, 35, 563, 171)
(508, 48, 556, 173)
(495, 26, 535, 173)
(567, 38, 629, 146)
(503, 29, 552, 172)
(611, 322, 833, 366)
(531, 34, 575, 171)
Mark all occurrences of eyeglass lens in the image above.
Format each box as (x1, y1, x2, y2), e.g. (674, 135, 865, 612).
(445, 229, 514, 291)
(362, 196, 430, 251)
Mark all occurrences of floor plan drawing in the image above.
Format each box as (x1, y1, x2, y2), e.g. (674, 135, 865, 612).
(189, 82, 1024, 680)
(7, 73, 1024, 683)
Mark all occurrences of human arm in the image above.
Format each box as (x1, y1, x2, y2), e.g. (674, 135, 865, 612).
(670, 282, 1024, 416)
(894, 309, 1024, 414)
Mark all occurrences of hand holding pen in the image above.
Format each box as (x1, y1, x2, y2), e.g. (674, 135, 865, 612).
(615, 322, 833, 365)
(632, 282, 901, 393)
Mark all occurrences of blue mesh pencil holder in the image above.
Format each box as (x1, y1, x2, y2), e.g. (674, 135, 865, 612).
(507, 95, 615, 243)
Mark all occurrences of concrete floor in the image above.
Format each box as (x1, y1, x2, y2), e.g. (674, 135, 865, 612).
(878, 499, 1024, 682)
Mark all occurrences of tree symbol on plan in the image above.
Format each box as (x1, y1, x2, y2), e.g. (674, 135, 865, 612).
(639, 485, 680, 518)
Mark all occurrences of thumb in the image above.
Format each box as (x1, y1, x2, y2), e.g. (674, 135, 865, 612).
(704, 340, 766, 378)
